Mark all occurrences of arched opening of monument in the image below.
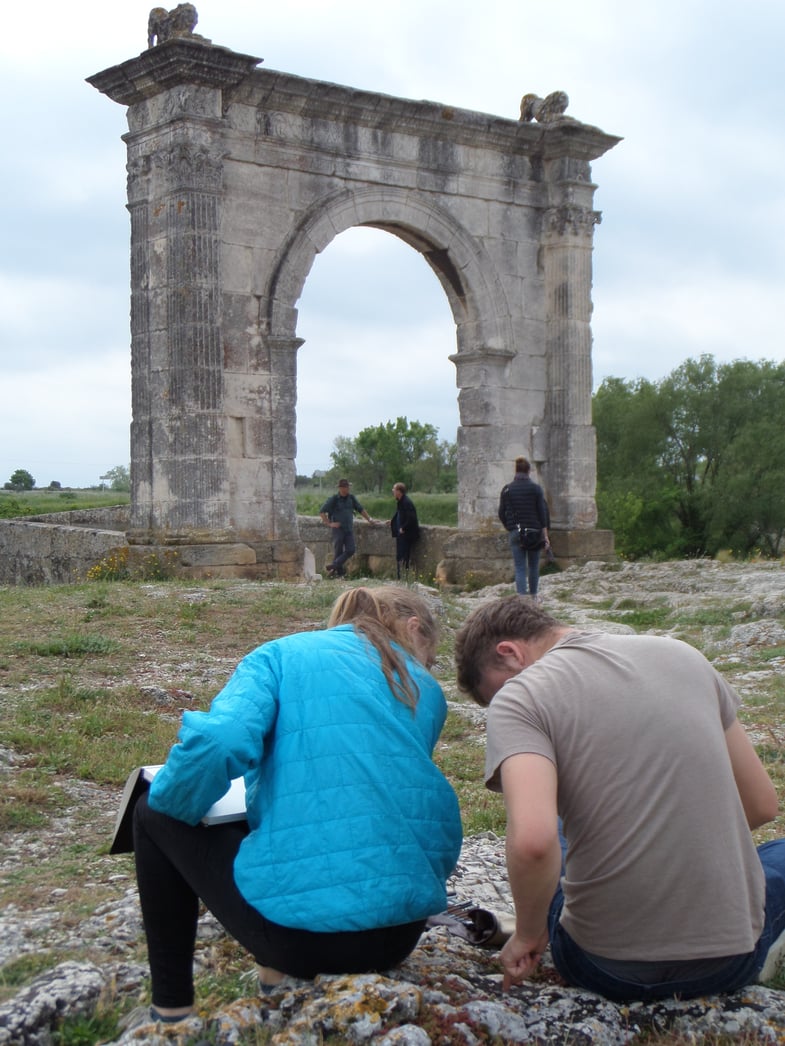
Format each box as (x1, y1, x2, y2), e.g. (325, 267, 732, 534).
(294, 227, 459, 486)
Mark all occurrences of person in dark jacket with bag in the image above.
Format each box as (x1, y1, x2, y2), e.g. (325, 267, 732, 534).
(390, 482, 420, 578)
(498, 457, 550, 599)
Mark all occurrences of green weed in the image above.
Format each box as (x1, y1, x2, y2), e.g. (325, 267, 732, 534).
(604, 606, 673, 630)
(0, 952, 59, 991)
(13, 634, 119, 658)
(52, 1012, 120, 1046)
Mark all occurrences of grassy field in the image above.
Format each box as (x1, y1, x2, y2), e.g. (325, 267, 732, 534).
(0, 488, 130, 518)
(295, 489, 458, 526)
(0, 487, 459, 526)
(2, 565, 785, 1043)
(0, 578, 493, 839)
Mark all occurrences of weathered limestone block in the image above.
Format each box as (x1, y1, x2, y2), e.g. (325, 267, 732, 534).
(171, 543, 256, 567)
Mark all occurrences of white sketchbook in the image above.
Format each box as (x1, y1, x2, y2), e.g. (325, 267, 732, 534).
(109, 764, 247, 854)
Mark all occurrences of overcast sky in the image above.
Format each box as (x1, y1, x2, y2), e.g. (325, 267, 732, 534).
(1, 0, 783, 487)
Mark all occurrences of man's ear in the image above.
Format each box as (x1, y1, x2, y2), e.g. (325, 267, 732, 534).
(494, 639, 528, 669)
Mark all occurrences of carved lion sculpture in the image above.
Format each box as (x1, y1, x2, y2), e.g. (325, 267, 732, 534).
(519, 91, 569, 123)
(147, 3, 199, 47)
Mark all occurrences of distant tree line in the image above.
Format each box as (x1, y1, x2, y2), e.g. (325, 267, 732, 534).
(309, 417, 458, 494)
(2, 466, 132, 493)
(594, 355, 785, 560)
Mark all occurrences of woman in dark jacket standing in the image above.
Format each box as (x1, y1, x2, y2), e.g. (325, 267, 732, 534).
(498, 457, 550, 599)
(390, 482, 420, 579)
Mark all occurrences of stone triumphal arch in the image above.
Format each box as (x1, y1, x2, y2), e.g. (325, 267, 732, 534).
(88, 12, 619, 579)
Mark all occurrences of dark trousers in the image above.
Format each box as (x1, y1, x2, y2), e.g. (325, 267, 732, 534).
(330, 529, 356, 575)
(133, 793, 425, 1007)
(395, 534, 416, 576)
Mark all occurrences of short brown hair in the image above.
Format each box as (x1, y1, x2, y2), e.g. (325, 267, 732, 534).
(454, 596, 559, 705)
(515, 456, 531, 474)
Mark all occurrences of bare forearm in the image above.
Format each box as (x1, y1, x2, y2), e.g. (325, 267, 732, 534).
(506, 832, 562, 937)
(500, 832, 562, 987)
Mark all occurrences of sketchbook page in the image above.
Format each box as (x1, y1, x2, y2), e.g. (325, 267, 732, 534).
(138, 765, 246, 825)
(147, 767, 247, 824)
(109, 766, 247, 853)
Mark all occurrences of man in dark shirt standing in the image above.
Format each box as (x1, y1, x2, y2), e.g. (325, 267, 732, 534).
(320, 479, 374, 577)
(498, 457, 550, 599)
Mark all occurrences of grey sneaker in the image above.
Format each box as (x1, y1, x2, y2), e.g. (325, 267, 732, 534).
(758, 927, 785, 983)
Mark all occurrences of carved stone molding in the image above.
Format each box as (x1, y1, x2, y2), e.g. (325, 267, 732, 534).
(154, 142, 224, 192)
(545, 205, 602, 238)
(126, 142, 225, 197)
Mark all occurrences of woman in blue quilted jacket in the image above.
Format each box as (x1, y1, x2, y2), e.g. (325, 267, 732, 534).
(132, 585, 463, 1024)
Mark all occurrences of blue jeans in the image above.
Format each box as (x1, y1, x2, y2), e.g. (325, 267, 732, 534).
(547, 837, 785, 1002)
(509, 532, 541, 595)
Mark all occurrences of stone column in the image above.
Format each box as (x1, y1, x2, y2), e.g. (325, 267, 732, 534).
(451, 347, 516, 529)
(127, 135, 227, 542)
(89, 41, 266, 558)
(540, 155, 604, 532)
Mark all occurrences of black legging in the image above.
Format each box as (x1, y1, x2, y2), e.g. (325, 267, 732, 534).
(133, 793, 426, 1008)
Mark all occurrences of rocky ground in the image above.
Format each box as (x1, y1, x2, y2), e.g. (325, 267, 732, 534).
(3, 559, 785, 1044)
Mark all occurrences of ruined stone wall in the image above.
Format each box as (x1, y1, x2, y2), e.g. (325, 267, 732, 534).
(0, 514, 611, 587)
(0, 521, 127, 586)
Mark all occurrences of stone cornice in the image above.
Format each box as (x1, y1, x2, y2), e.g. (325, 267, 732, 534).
(86, 39, 262, 106)
(238, 67, 622, 163)
(88, 42, 620, 163)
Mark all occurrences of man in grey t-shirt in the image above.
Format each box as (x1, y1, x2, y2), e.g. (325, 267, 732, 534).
(454, 596, 785, 1002)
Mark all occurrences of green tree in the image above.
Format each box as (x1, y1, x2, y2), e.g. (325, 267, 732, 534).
(8, 468, 35, 491)
(593, 377, 677, 558)
(329, 418, 454, 493)
(327, 436, 362, 485)
(703, 362, 785, 557)
(594, 356, 785, 560)
(100, 465, 131, 492)
(411, 437, 458, 493)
